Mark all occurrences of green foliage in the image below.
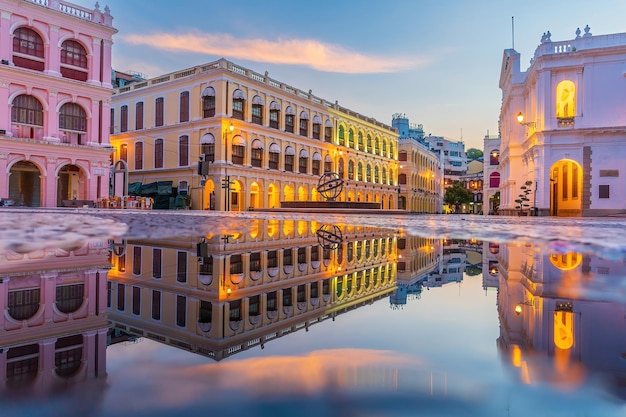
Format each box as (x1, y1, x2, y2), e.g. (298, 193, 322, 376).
(466, 148, 484, 161)
(444, 182, 472, 206)
(514, 181, 533, 213)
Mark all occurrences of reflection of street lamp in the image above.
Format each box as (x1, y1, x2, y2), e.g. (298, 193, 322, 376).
(514, 299, 534, 315)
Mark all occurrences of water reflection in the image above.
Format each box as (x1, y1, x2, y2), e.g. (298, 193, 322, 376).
(1, 216, 626, 415)
(0, 239, 109, 395)
(495, 241, 626, 398)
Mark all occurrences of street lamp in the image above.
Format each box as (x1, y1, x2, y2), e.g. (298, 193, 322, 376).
(516, 112, 535, 128)
(514, 299, 534, 315)
(222, 122, 234, 211)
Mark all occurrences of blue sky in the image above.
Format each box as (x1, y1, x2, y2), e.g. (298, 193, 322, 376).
(76, 0, 626, 150)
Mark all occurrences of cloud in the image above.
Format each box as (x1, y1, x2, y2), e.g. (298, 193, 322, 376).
(120, 32, 429, 74)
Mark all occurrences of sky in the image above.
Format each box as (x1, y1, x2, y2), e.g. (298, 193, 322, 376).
(74, 0, 626, 150)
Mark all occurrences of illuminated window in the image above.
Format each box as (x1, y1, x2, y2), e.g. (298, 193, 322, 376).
(556, 80, 576, 119)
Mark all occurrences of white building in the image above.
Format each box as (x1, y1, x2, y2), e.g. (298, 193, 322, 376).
(498, 27, 626, 216)
(483, 135, 501, 215)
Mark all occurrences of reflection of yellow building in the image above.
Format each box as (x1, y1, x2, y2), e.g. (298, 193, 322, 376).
(106, 219, 399, 360)
(110, 58, 399, 211)
(496, 241, 626, 392)
(0, 241, 110, 393)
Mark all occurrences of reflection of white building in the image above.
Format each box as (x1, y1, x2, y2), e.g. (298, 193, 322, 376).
(107, 220, 399, 360)
(423, 239, 467, 287)
(392, 236, 442, 306)
(481, 241, 500, 290)
(498, 28, 626, 216)
(496, 242, 626, 395)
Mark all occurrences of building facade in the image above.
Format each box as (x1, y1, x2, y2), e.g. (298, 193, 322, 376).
(0, 0, 116, 207)
(110, 59, 400, 211)
(498, 28, 626, 216)
(459, 159, 483, 214)
(424, 136, 467, 187)
(483, 134, 501, 215)
(392, 113, 444, 213)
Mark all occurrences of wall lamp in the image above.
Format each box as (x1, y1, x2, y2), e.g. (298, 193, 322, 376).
(514, 299, 534, 315)
(516, 112, 535, 128)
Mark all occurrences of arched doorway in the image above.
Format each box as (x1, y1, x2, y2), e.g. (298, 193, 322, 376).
(57, 164, 85, 206)
(268, 183, 279, 208)
(297, 185, 307, 201)
(9, 161, 41, 207)
(250, 182, 262, 209)
(550, 160, 582, 217)
(283, 185, 295, 202)
(230, 180, 243, 211)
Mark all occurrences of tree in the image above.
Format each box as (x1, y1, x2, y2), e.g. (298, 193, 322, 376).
(466, 148, 484, 161)
(444, 182, 472, 211)
(514, 181, 533, 215)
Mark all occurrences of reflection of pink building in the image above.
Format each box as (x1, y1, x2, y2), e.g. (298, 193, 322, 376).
(0, 240, 110, 393)
(0, 0, 116, 207)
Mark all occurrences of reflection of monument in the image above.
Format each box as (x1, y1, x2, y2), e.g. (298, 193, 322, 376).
(106, 219, 399, 360)
(277, 173, 383, 211)
(496, 242, 626, 397)
(0, 241, 110, 395)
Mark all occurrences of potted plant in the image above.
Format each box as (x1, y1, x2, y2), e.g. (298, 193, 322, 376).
(514, 181, 533, 216)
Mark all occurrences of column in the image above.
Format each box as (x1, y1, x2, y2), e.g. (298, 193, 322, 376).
(100, 40, 113, 88)
(45, 25, 61, 77)
(44, 92, 59, 142)
(87, 37, 101, 86)
(0, 12, 12, 63)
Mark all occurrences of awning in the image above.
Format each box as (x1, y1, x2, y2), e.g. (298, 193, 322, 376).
(285, 146, 296, 155)
(200, 133, 215, 144)
(201, 86, 215, 97)
(233, 89, 246, 100)
(128, 182, 142, 195)
(269, 143, 281, 153)
(312, 152, 322, 161)
(251, 139, 264, 149)
(299, 148, 309, 158)
(299, 111, 309, 120)
(285, 106, 295, 115)
(325, 118, 334, 127)
(231, 135, 246, 146)
(312, 115, 322, 124)
(252, 95, 263, 105)
(270, 101, 281, 110)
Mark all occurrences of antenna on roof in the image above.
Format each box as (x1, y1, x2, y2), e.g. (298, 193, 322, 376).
(512, 16, 515, 49)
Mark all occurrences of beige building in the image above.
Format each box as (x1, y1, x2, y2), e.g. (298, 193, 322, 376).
(397, 138, 443, 213)
(106, 218, 399, 360)
(110, 59, 399, 211)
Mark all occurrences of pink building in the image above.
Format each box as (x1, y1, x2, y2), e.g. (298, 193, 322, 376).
(0, 0, 116, 207)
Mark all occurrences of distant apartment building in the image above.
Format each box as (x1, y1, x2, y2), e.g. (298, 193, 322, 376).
(498, 27, 626, 216)
(424, 136, 467, 187)
(459, 159, 483, 214)
(0, 0, 117, 207)
(392, 114, 444, 213)
(110, 58, 400, 211)
(483, 135, 501, 215)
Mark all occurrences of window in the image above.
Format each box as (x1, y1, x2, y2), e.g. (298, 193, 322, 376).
(151, 290, 161, 320)
(490, 150, 500, 165)
(117, 283, 125, 311)
(7, 288, 40, 321)
(251, 143, 263, 167)
(325, 125, 332, 143)
(120, 144, 127, 163)
(152, 248, 162, 279)
(338, 126, 345, 146)
(312, 121, 321, 139)
(60, 39, 88, 80)
(179, 135, 189, 166)
(358, 132, 363, 150)
(348, 160, 354, 180)
(177, 251, 187, 283)
(399, 152, 407, 162)
(12, 95, 43, 126)
(599, 184, 610, 199)
(489, 172, 500, 188)
(132, 286, 141, 315)
(135, 102, 144, 130)
(348, 129, 355, 148)
(252, 97, 263, 125)
(179, 91, 189, 123)
(155, 97, 164, 127)
(366, 164, 372, 182)
(562, 165, 568, 199)
(572, 164, 578, 198)
(13, 27, 44, 71)
(135, 142, 143, 170)
(285, 114, 294, 133)
(269, 150, 279, 170)
(299, 112, 309, 136)
(366, 135, 372, 153)
(154, 138, 163, 168)
(232, 144, 244, 165)
(59, 103, 87, 132)
(556, 80, 576, 119)
(176, 295, 186, 327)
(202, 87, 216, 118)
(120, 105, 128, 132)
(110, 108, 115, 134)
(232, 91, 245, 120)
(312, 157, 320, 176)
(299, 153, 308, 174)
(270, 106, 280, 129)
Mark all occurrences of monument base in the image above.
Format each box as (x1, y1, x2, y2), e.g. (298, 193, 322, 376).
(280, 201, 381, 210)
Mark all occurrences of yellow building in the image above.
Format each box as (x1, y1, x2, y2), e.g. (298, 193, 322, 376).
(110, 59, 399, 211)
(106, 219, 399, 359)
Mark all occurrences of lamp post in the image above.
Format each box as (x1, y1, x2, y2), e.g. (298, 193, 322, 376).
(222, 122, 234, 211)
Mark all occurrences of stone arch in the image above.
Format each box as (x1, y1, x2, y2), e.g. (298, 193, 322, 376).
(550, 159, 582, 217)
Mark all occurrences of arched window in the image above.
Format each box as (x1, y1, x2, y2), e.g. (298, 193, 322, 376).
(200, 134, 214, 163)
(60, 39, 88, 81)
(120, 105, 128, 132)
(489, 149, 500, 165)
(312, 152, 322, 175)
(232, 89, 245, 120)
(366, 135, 372, 153)
(556, 80, 576, 119)
(312, 115, 322, 140)
(357, 162, 363, 181)
(399, 173, 407, 184)
(348, 160, 355, 180)
(231, 135, 246, 165)
(251, 139, 263, 167)
(135, 102, 144, 130)
(299, 148, 309, 174)
(324, 119, 333, 142)
(366, 164, 372, 182)
(338, 158, 345, 178)
(284, 146, 295, 172)
(13, 27, 44, 71)
(269, 101, 280, 129)
(299, 111, 309, 137)
(12, 95, 43, 125)
(285, 106, 295, 133)
(348, 129, 355, 148)
(338, 125, 345, 146)
(59, 103, 87, 132)
(179, 91, 189, 123)
(202, 87, 216, 118)
(358, 132, 363, 150)
(154, 138, 164, 168)
(155, 97, 164, 127)
(374, 165, 380, 183)
(489, 172, 500, 188)
(135, 142, 143, 170)
(179, 135, 189, 166)
(269, 143, 280, 170)
(375, 137, 380, 154)
(251, 95, 263, 125)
